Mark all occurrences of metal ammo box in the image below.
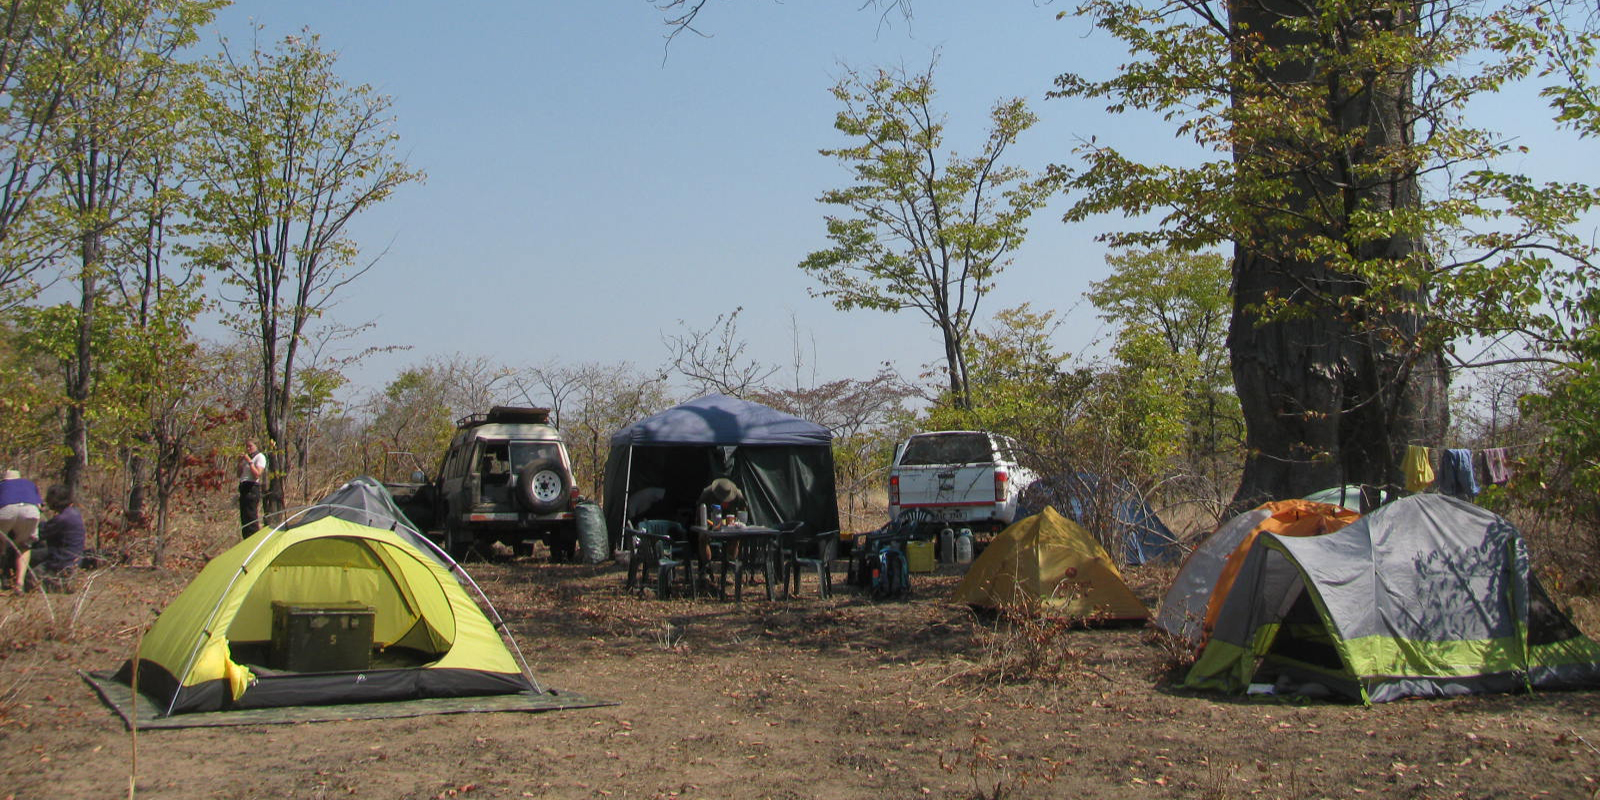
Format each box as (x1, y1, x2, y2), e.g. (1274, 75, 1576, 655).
(269, 601, 375, 672)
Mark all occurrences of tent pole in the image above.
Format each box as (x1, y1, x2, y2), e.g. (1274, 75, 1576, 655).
(624, 446, 634, 506)
(622, 445, 635, 522)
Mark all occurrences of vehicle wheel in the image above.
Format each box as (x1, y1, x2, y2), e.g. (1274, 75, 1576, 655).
(444, 523, 474, 562)
(548, 526, 578, 563)
(516, 459, 569, 514)
(512, 538, 537, 559)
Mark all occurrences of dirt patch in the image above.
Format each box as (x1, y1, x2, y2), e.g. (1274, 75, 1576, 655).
(3, 561, 1599, 799)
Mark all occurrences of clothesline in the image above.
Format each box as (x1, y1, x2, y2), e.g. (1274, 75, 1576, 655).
(1408, 439, 1542, 452)
(1402, 443, 1517, 498)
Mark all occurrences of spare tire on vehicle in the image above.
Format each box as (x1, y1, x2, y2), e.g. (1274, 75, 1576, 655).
(516, 459, 569, 514)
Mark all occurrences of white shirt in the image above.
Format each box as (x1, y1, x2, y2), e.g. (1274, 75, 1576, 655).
(241, 452, 267, 483)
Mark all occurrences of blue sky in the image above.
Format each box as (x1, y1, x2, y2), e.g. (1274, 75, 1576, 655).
(204, 1, 1595, 400)
(202, 1, 1140, 397)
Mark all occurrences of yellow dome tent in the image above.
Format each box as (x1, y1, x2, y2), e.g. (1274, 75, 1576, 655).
(952, 507, 1149, 621)
(113, 478, 537, 716)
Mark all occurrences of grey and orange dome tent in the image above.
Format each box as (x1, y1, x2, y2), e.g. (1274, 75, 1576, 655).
(952, 507, 1148, 621)
(1155, 499, 1358, 650)
(1184, 494, 1600, 702)
(115, 478, 537, 716)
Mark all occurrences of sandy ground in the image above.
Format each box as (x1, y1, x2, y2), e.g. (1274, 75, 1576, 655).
(3, 558, 1600, 800)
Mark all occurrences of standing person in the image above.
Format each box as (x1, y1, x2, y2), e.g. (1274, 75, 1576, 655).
(239, 439, 268, 537)
(36, 484, 84, 591)
(0, 469, 43, 593)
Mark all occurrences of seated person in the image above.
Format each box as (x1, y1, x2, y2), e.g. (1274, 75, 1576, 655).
(698, 477, 746, 520)
(696, 477, 747, 563)
(35, 484, 84, 590)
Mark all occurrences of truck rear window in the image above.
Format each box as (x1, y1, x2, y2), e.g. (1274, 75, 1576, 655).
(478, 440, 562, 477)
(900, 433, 992, 466)
(509, 441, 561, 469)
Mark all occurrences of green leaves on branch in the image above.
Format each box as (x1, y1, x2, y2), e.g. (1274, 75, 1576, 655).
(182, 29, 423, 503)
(1053, 0, 1600, 358)
(801, 58, 1052, 407)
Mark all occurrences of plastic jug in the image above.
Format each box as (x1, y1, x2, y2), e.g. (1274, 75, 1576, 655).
(955, 529, 974, 564)
(939, 528, 955, 564)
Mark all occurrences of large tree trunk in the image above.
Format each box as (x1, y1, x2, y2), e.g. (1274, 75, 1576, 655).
(1229, 251, 1448, 509)
(1226, 0, 1449, 511)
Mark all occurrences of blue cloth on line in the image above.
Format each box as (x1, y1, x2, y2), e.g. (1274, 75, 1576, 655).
(1438, 448, 1479, 499)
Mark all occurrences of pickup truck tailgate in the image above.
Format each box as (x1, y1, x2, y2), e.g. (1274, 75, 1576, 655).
(895, 464, 994, 508)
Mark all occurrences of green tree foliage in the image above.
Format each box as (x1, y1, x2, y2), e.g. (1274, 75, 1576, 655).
(919, 303, 1185, 500)
(925, 301, 1216, 521)
(801, 59, 1051, 409)
(1086, 249, 1228, 391)
(1087, 248, 1241, 495)
(0, 0, 83, 309)
(11, 276, 205, 508)
(933, 306, 1188, 486)
(186, 30, 423, 517)
(103, 281, 216, 563)
(1499, 298, 1600, 588)
(1516, 356, 1600, 506)
(924, 304, 1089, 450)
(1053, 0, 1599, 507)
(39, 0, 218, 495)
(1082, 331, 1192, 479)
(0, 318, 54, 457)
(365, 366, 456, 479)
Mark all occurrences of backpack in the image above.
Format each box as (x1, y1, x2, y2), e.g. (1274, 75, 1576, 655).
(871, 546, 910, 600)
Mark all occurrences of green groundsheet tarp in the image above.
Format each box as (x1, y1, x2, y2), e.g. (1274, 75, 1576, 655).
(82, 670, 616, 730)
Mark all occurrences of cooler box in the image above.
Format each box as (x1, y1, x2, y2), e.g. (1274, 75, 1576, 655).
(270, 601, 375, 672)
(905, 540, 935, 573)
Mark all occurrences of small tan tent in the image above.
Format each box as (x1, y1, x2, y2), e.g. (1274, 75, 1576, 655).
(952, 507, 1148, 620)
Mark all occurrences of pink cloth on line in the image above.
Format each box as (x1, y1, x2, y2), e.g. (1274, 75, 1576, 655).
(1483, 447, 1511, 484)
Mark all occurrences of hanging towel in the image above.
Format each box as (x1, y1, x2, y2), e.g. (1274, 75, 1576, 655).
(1483, 447, 1511, 485)
(1438, 448, 1479, 499)
(1403, 445, 1435, 492)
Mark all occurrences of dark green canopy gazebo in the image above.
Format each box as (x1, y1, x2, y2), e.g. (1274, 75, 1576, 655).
(601, 394, 839, 549)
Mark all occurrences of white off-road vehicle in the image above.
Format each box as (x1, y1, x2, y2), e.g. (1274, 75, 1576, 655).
(432, 407, 579, 560)
(887, 430, 1038, 532)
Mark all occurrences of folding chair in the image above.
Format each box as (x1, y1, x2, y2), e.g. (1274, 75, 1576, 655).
(776, 521, 838, 599)
(625, 519, 694, 599)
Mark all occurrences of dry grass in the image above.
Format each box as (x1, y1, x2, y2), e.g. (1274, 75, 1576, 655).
(938, 729, 1065, 800)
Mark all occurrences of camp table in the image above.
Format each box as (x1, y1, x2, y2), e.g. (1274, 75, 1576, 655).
(694, 525, 781, 603)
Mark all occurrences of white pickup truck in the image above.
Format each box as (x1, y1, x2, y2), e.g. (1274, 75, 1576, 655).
(887, 431, 1037, 531)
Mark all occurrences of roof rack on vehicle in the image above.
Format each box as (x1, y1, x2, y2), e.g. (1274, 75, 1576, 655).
(456, 406, 552, 428)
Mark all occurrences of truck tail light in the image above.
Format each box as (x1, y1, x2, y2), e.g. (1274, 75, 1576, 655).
(995, 469, 1008, 502)
(889, 474, 900, 506)
(569, 486, 580, 509)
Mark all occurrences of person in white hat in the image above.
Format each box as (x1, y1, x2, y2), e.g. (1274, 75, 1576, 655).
(0, 469, 43, 593)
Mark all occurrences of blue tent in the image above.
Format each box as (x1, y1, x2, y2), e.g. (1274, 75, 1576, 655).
(1022, 474, 1179, 565)
(601, 394, 839, 549)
